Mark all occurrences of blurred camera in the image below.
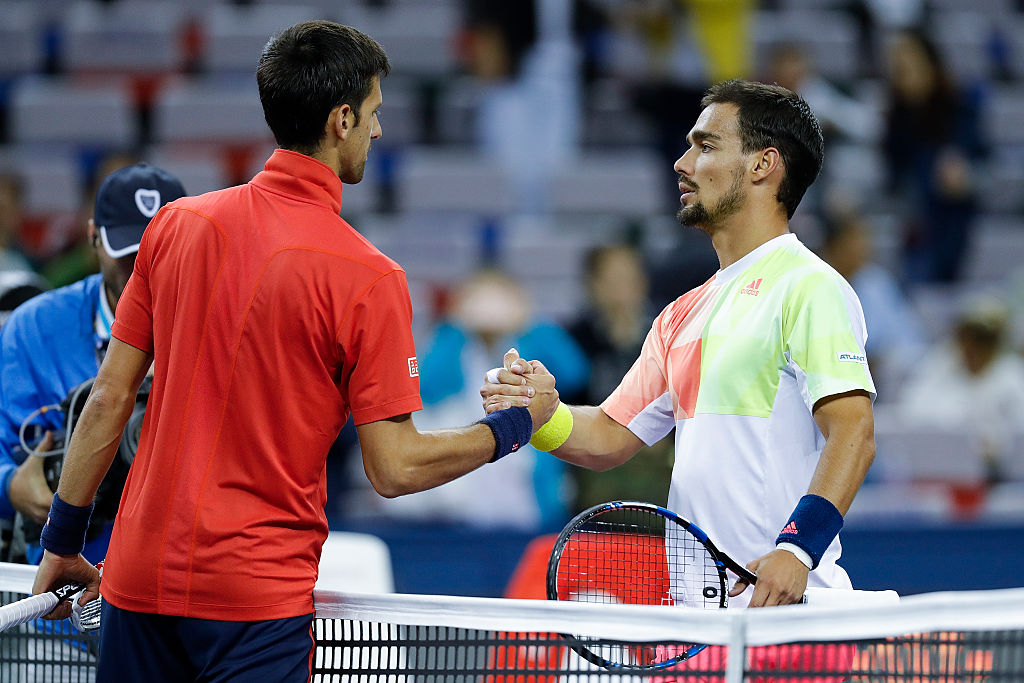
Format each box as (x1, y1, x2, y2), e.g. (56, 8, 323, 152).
(19, 376, 151, 545)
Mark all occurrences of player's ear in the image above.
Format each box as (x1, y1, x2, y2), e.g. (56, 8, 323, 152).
(751, 147, 782, 182)
(87, 219, 98, 247)
(332, 104, 353, 142)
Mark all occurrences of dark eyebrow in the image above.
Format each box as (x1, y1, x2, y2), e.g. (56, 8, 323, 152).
(687, 129, 721, 145)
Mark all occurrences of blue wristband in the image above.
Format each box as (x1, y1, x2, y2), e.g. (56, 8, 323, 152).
(775, 494, 843, 570)
(39, 493, 94, 556)
(478, 407, 533, 462)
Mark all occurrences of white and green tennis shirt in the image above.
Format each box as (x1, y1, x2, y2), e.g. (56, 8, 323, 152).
(602, 233, 875, 604)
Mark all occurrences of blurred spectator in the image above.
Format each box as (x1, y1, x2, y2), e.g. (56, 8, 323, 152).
(0, 174, 32, 275)
(42, 150, 142, 288)
(819, 210, 926, 399)
(897, 295, 1024, 482)
(647, 226, 719, 312)
(684, 0, 753, 84)
(564, 243, 673, 509)
(882, 29, 987, 285)
(765, 43, 880, 146)
(615, 0, 752, 206)
(349, 268, 589, 531)
(460, 0, 581, 213)
(565, 244, 652, 405)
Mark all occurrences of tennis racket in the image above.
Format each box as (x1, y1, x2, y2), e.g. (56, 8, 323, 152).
(546, 500, 763, 671)
(0, 581, 102, 633)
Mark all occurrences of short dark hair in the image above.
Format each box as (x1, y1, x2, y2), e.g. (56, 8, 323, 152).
(257, 21, 390, 154)
(700, 79, 824, 219)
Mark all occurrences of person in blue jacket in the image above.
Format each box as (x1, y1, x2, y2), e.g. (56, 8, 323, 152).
(0, 163, 186, 564)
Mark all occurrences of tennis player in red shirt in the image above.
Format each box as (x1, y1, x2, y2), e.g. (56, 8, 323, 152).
(32, 21, 557, 682)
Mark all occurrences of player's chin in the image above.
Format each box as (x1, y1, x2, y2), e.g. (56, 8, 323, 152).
(339, 165, 366, 185)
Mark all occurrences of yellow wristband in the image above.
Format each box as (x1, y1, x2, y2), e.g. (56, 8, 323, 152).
(529, 403, 573, 452)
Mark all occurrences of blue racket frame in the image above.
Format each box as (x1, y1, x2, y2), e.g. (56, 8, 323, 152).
(546, 500, 758, 671)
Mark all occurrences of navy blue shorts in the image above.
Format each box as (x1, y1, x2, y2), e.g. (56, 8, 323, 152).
(97, 601, 314, 682)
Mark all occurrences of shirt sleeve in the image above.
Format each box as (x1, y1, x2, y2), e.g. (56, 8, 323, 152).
(0, 311, 65, 517)
(600, 309, 676, 446)
(110, 227, 155, 352)
(339, 269, 423, 425)
(784, 271, 876, 410)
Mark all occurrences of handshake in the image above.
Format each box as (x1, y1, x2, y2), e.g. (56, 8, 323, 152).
(479, 348, 572, 455)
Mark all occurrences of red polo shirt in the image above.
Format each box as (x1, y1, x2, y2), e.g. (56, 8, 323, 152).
(105, 149, 422, 620)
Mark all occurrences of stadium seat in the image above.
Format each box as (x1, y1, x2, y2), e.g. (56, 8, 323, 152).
(549, 150, 664, 217)
(928, 10, 995, 81)
(822, 143, 886, 202)
(145, 145, 232, 196)
(317, 531, 394, 593)
(362, 213, 481, 285)
(336, 3, 459, 77)
(753, 10, 860, 82)
(151, 77, 272, 145)
(846, 483, 954, 522)
(0, 147, 83, 215)
(434, 77, 483, 146)
(0, 2, 46, 77)
(872, 412, 986, 484)
(61, 0, 187, 74)
(393, 147, 513, 214)
(10, 77, 136, 148)
(960, 216, 1024, 285)
(982, 482, 1024, 520)
(199, 4, 324, 74)
(980, 150, 1024, 213)
(1001, 432, 1024, 481)
(983, 86, 1024, 147)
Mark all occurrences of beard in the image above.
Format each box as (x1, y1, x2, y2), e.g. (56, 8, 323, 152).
(338, 158, 367, 185)
(676, 169, 746, 231)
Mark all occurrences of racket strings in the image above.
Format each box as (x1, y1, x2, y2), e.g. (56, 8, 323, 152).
(552, 506, 726, 668)
(555, 507, 724, 609)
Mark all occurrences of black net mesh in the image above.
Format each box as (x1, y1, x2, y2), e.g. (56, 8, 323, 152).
(3, 588, 1024, 682)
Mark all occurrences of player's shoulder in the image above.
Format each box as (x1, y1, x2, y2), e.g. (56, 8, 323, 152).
(335, 220, 407, 277)
(766, 237, 853, 294)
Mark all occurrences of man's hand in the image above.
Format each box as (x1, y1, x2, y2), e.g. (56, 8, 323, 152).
(480, 348, 559, 429)
(729, 548, 809, 608)
(31, 551, 100, 620)
(10, 431, 55, 524)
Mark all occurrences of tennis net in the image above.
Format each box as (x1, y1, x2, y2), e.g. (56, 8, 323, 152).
(3, 560, 1024, 682)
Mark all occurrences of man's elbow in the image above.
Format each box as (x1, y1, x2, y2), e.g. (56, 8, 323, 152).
(363, 459, 417, 499)
(87, 379, 137, 417)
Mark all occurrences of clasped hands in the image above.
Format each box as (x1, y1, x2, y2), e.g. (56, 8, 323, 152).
(480, 348, 560, 432)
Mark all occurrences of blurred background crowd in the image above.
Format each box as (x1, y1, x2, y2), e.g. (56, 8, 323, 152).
(1, 0, 1023, 594)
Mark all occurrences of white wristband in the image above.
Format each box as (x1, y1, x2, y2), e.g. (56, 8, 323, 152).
(777, 542, 813, 569)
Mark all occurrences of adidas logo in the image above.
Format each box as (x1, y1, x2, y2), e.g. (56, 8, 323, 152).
(740, 278, 763, 296)
(781, 521, 799, 535)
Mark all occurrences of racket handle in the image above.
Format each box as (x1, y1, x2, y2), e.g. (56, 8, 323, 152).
(0, 592, 59, 632)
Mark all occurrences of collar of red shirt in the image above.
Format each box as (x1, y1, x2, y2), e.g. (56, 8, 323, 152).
(250, 148, 344, 215)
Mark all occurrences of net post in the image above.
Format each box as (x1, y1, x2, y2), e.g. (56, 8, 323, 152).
(724, 611, 747, 683)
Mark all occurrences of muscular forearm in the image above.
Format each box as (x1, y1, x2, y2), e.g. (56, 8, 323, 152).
(359, 417, 497, 498)
(551, 406, 643, 471)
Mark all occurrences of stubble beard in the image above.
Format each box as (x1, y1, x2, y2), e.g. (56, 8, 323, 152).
(339, 159, 367, 185)
(676, 169, 747, 233)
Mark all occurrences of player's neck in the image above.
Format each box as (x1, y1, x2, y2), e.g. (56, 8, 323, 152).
(710, 205, 790, 270)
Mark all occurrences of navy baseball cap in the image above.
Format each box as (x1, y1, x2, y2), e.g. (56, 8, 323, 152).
(95, 163, 186, 258)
